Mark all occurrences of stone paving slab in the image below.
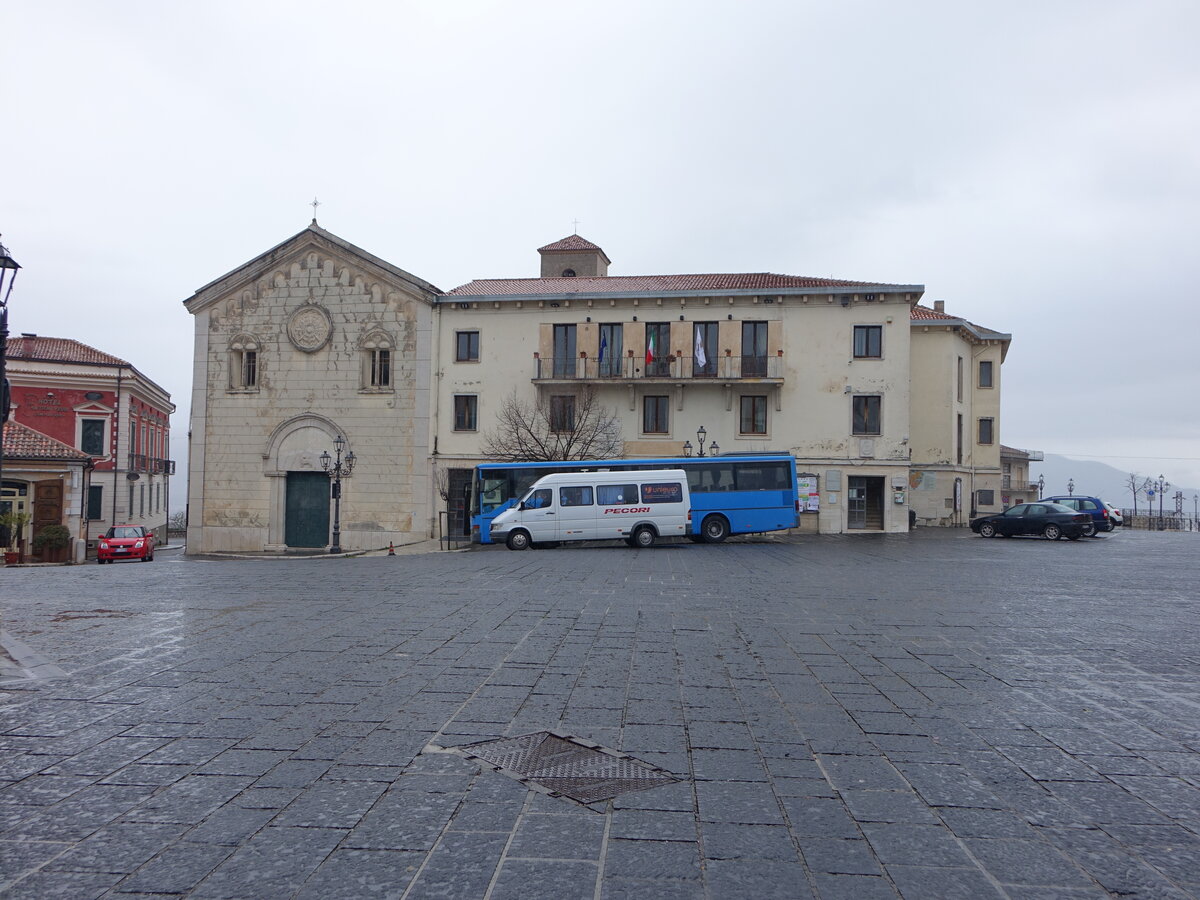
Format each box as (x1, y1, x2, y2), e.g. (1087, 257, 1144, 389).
(0, 529, 1198, 897)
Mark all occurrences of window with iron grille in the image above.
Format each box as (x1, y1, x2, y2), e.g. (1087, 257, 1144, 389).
(740, 396, 767, 434)
(643, 395, 669, 434)
(454, 395, 478, 431)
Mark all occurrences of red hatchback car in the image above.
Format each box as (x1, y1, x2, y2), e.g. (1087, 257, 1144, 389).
(97, 525, 155, 563)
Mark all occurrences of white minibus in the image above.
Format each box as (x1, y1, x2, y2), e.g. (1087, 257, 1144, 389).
(489, 469, 691, 550)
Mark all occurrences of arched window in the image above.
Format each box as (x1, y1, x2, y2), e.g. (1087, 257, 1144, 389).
(561, 268, 576, 277)
(360, 330, 394, 390)
(228, 334, 260, 390)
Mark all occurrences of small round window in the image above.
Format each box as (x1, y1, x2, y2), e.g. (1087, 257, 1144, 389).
(561, 268, 576, 277)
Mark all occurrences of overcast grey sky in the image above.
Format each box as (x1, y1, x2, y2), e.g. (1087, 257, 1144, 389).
(6, 0, 1199, 495)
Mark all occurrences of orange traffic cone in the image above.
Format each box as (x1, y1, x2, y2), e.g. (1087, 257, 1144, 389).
(388, 542, 395, 556)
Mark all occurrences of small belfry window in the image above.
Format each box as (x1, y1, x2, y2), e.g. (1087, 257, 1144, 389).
(229, 335, 260, 390)
(561, 268, 576, 277)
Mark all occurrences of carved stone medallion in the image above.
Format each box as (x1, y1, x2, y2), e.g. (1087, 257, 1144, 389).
(287, 305, 333, 353)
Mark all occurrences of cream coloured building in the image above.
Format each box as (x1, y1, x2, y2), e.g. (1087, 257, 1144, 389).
(184, 226, 1015, 551)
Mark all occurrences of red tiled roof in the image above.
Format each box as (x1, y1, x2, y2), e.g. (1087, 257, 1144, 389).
(2, 421, 92, 461)
(449, 272, 898, 297)
(910, 304, 956, 320)
(7, 336, 129, 367)
(537, 234, 605, 253)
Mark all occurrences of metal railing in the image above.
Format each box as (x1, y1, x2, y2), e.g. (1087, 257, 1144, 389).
(534, 354, 783, 381)
(127, 455, 176, 475)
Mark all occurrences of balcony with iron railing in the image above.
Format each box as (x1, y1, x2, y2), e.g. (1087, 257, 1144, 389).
(128, 454, 176, 475)
(533, 353, 785, 383)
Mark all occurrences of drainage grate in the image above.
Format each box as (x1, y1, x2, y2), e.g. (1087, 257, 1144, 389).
(457, 731, 679, 804)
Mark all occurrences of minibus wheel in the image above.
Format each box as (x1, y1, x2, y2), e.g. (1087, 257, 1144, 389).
(632, 526, 656, 548)
(506, 530, 532, 551)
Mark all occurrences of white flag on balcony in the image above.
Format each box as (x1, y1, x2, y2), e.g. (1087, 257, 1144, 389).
(695, 324, 707, 368)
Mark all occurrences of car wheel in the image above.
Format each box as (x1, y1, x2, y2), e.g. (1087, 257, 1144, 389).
(632, 526, 656, 548)
(1080, 521, 1095, 538)
(701, 515, 730, 543)
(505, 530, 531, 551)
(1106, 522, 1117, 532)
(1044, 523, 1062, 540)
(979, 522, 997, 538)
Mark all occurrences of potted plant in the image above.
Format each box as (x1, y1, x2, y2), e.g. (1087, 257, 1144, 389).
(32, 523, 73, 564)
(0, 510, 31, 564)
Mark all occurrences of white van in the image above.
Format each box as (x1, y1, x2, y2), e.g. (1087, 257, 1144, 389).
(490, 469, 691, 550)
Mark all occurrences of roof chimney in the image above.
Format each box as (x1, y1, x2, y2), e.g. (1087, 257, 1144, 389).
(934, 301, 945, 313)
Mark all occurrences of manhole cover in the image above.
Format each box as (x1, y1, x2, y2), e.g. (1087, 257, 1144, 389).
(456, 731, 678, 804)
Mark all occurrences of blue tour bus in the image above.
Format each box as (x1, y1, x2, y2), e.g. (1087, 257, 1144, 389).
(471, 454, 800, 544)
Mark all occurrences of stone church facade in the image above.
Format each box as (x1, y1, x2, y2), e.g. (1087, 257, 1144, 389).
(184, 224, 1012, 552)
(183, 225, 439, 553)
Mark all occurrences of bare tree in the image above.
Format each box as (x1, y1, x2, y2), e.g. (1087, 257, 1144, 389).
(480, 387, 622, 461)
(432, 465, 451, 502)
(1126, 472, 1142, 516)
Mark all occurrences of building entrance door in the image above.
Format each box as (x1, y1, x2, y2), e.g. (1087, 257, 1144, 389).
(847, 476, 885, 530)
(285, 472, 329, 548)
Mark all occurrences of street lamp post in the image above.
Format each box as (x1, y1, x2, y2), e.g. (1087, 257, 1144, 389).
(319, 435, 356, 554)
(0, 240, 20, 542)
(1156, 475, 1169, 526)
(681, 426, 720, 459)
(1067, 478, 1075, 496)
(1037, 474, 1045, 499)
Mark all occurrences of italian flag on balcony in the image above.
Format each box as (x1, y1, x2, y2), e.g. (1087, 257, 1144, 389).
(645, 330, 656, 365)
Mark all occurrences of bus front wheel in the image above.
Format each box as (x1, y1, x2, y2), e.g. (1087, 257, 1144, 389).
(505, 530, 532, 551)
(702, 515, 730, 543)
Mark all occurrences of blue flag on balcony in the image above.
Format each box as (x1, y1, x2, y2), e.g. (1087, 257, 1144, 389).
(599, 331, 608, 365)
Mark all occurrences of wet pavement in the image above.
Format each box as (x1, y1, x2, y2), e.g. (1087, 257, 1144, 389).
(1, 528, 1198, 898)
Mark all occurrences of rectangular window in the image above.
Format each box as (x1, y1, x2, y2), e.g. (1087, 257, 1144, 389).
(979, 360, 994, 388)
(456, 331, 480, 362)
(598, 324, 623, 377)
(641, 482, 684, 504)
(597, 484, 639, 505)
(956, 414, 963, 464)
(453, 395, 478, 431)
(552, 325, 577, 378)
(742, 321, 767, 376)
(977, 489, 995, 506)
(87, 485, 103, 520)
(644, 323, 671, 376)
(550, 395, 575, 432)
(852, 395, 881, 435)
(370, 349, 391, 387)
(978, 417, 994, 444)
(558, 485, 593, 507)
(693, 322, 717, 376)
(643, 395, 669, 434)
(81, 419, 106, 456)
(128, 485, 134, 519)
(956, 356, 963, 402)
(244, 350, 258, 388)
(853, 325, 882, 358)
(740, 396, 767, 434)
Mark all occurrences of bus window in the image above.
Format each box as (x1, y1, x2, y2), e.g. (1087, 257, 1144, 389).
(597, 484, 638, 505)
(481, 477, 508, 514)
(559, 486, 594, 507)
(736, 463, 789, 490)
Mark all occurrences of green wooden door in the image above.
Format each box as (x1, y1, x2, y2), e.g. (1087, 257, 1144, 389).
(285, 472, 329, 548)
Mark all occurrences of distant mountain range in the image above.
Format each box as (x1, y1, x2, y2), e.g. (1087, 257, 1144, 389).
(1032, 453, 1197, 513)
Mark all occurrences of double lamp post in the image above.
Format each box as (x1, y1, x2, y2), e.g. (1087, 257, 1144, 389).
(320, 435, 355, 553)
